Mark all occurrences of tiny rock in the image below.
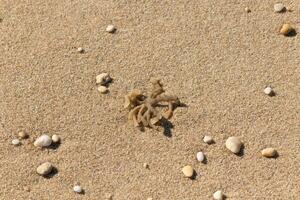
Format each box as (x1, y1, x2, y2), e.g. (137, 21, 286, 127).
(36, 162, 53, 176)
(105, 193, 113, 200)
(77, 47, 84, 53)
(18, 131, 28, 139)
(280, 24, 295, 36)
(274, 3, 285, 13)
(262, 148, 277, 158)
(96, 73, 111, 85)
(143, 163, 149, 169)
(203, 135, 213, 144)
(196, 152, 205, 162)
(245, 7, 251, 13)
(106, 25, 116, 33)
(264, 86, 274, 96)
(226, 136, 242, 154)
(182, 165, 194, 178)
(12, 139, 20, 146)
(98, 86, 109, 94)
(51, 135, 60, 143)
(213, 190, 224, 200)
(34, 134, 52, 147)
(73, 185, 83, 194)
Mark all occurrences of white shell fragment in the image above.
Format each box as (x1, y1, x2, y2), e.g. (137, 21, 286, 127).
(203, 135, 213, 144)
(225, 137, 242, 154)
(106, 25, 116, 33)
(12, 139, 21, 146)
(213, 190, 224, 200)
(73, 185, 83, 194)
(264, 86, 274, 96)
(34, 134, 52, 147)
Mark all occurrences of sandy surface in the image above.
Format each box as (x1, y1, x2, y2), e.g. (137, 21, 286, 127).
(0, 0, 299, 199)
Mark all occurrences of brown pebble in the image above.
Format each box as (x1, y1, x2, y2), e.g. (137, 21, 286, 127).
(261, 148, 277, 158)
(18, 131, 28, 139)
(280, 24, 295, 36)
(36, 162, 53, 176)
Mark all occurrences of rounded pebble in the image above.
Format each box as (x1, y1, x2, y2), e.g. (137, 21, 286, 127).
(51, 134, 60, 143)
(203, 135, 213, 144)
(12, 139, 20, 146)
(264, 86, 273, 96)
(106, 25, 116, 33)
(262, 148, 277, 158)
(36, 162, 53, 176)
(245, 7, 251, 13)
(225, 137, 242, 154)
(73, 185, 83, 194)
(18, 131, 28, 139)
(274, 3, 285, 13)
(196, 152, 205, 162)
(143, 163, 149, 169)
(77, 47, 84, 53)
(34, 134, 52, 147)
(96, 73, 111, 85)
(98, 86, 109, 94)
(182, 165, 194, 178)
(280, 24, 294, 36)
(213, 190, 224, 200)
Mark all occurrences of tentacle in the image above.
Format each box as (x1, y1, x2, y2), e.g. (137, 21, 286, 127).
(163, 102, 174, 119)
(128, 105, 141, 120)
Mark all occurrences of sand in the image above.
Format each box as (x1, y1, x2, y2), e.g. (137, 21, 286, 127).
(0, 0, 299, 199)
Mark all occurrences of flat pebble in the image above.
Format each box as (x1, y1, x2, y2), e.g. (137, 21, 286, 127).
(182, 165, 194, 178)
(73, 185, 83, 194)
(36, 162, 53, 176)
(96, 73, 111, 85)
(262, 148, 277, 158)
(18, 131, 28, 139)
(280, 24, 295, 36)
(203, 135, 213, 144)
(34, 134, 52, 147)
(264, 86, 274, 96)
(12, 139, 20, 146)
(196, 152, 205, 162)
(51, 135, 60, 143)
(98, 86, 109, 94)
(77, 47, 84, 53)
(274, 3, 285, 13)
(213, 190, 224, 200)
(106, 25, 116, 33)
(225, 137, 242, 154)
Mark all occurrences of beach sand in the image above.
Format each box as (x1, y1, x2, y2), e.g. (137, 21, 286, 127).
(0, 0, 299, 199)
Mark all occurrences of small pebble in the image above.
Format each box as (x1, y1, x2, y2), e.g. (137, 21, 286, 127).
(196, 152, 205, 162)
(98, 86, 109, 94)
(182, 165, 194, 178)
(213, 190, 224, 200)
(18, 131, 28, 139)
(262, 148, 277, 158)
(12, 139, 21, 146)
(203, 135, 213, 144)
(106, 25, 116, 33)
(96, 73, 111, 85)
(77, 47, 84, 53)
(225, 136, 242, 154)
(34, 134, 52, 147)
(280, 23, 295, 36)
(105, 193, 113, 199)
(51, 134, 60, 143)
(73, 185, 83, 194)
(264, 86, 274, 96)
(274, 3, 285, 13)
(245, 7, 251, 13)
(36, 162, 53, 176)
(143, 163, 149, 169)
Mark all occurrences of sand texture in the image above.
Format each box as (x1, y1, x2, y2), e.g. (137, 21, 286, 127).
(0, 0, 299, 199)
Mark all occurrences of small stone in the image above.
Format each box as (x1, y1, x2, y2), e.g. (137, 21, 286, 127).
(96, 73, 111, 85)
(274, 3, 285, 13)
(34, 134, 52, 147)
(18, 131, 28, 139)
(51, 134, 60, 143)
(143, 163, 149, 169)
(73, 185, 83, 194)
(203, 135, 213, 144)
(262, 148, 277, 158)
(196, 152, 205, 162)
(98, 86, 109, 94)
(105, 193, 113, 199)
(12, 139, 21, 146)
(225, 136, 242, 154)
(264, 86, 274, 96)
(213, 190, 224, 200)
(77, 47, 84, 53)
(106, 25, 116, 33)
(245, 7, 251, 13)
(280, 24, 295, 36)
(36, 162, 53, 176)
(182, 165, 194, 178)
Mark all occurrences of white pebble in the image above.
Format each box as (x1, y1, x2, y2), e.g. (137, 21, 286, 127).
(73, 185, 83, 194)
(51, 135, 60, 143)
(106, 25, 116, 33)
(213, 190, 224, 200)
(264, 86, 273, 96)
(274, 3, 285, 13)
(12, 139, 20, 146)
(77, 47, 84, 53)
(196, 151, 205, 162)
(34, 134, 52, 147)
(36, 162, 53, 176)
(96, 73, 111, 85)
(225, 136, 242, 154)
(98, 86, 109, 94)
(203, 135, 213, 144)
